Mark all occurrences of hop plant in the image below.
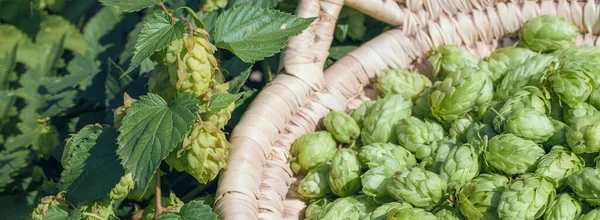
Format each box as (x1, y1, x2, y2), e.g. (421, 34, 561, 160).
(567, 167, 600, 206)
(81, 198, 115, 220)
(482, 47, 537, 83)
(385, 207, 437, 220)
(484, 133, 545, 175)
(386, 167, 447, 210)
(296, 163, 332, 200)
(323, 111, 360, 144)
(329, 149, 362, 197)
(497, 174, 556, 220)
(457, 174, 509, 220)
(439, 143, 480, 189)
(142, 193, 185, 220)
(289, 131, 337, 174)
(395, 116, 445, 160)
(109, 173, 134, 200)
(358, 142, 417, 171)
(201, 102, 235, 129)
(361, 165, 395, 203)
(535, 146, 584, 188)
(566, 115, 600, 154)
(376, 69, 432, 100)
(521, 15, 578, 52)
(429, 66, 487, 123)
(543, 193, 582, 220)
(31, 194, 69, 220)
(366, 202, 412, 220)
(428, 45, 479, 80)
(504, 108, 555, 143)
(305, 198, 333, 220)
(361, 94, 412, 144)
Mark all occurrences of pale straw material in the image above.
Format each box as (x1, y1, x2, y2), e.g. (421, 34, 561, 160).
(215, 0, 600, 219)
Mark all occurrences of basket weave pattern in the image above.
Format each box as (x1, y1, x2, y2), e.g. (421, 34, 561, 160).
(215, 1, 600, 219)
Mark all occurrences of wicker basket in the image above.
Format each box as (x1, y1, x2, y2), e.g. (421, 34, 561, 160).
(214, 0, 600, 219)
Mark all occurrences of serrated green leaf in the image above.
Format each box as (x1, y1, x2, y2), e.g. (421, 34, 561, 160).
(124, 12, 186, 75)
(105, 59, 133, 107)
(221, 57, 251, 94)
(0, 146, 33, 190)
(43, 207, 69, 220)
(63, 53, 101, 90)
(213, 7, 315, 63)
(156, 200, 218, 220)
(116, 93, 199, 193)
(59, 125, 124, 205)
(83, 6, 125, 55)
(209, 92, 243, 112)
(36, 14, 87, 54)
(0, 43, 17, 89)
(40, 90, 78, 117)
(99, 0, 160, 12)
(177, 6, 204, 28)
(228, 0, 278, 8)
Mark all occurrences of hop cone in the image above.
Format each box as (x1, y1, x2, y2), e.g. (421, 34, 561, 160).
(289, 131, 337, 174)
(366, 202, 412, 220)
(535, 146, 584, 188)
(296, 163, 331, 200)
(566, 115, 600, 154)
(466, 122, 497, 152)
(476, 74, 494, 107)
(435, 205, 465, 220)
(483, 47, 537, 83)
(552, 46, 600, 85)
(361, 165, 395, 203)
(567, 167, 600, 205)
(142, 193, 185, 220)
(318, 195, 377, 220)
(429, 66, 487, 123)
(81, 198, 115, 220)
(201, 102, 235, 129)
(521, 15, 578, 52)
(386, 207, 437, 220)
(548, 63, 596, 108)
(361, 94, 412, 145)
(201, 0, 227, 12)
(386, 167, 447, 210)
(484, 133, 545, 175)
(563, 102, 599, 126)
(305, 198, 333, 220)
(428, 45, 479, 80)
(323, 111, 360, 144)
(376, 69, 432, 99)
(358, 142, 417, 171)
(164, 122, 231, 184)
(578, 209, 600, 220)
(439, 143, 480, 189)
(543, 193, 582, 220)
(396, 116, 445, 160)
(329, 149, 362, 197)
(412, 82, 440, 119)
(497, 174, 556, 220)
(109, 173, 134, 200)
(495, 54, 557, 101)
(543, 119, 569, 149)
(494, 86, 552, 132)
(422, 137, 458, 173)
(350, 100, 374, 128)
(504, 108, 555, 143)
(457, 174, 509, 220)
(588, 87, 600, 110)
(31, 195, 69, 220)
(449, 115, 474, 143)
(477, 101, 504, 128)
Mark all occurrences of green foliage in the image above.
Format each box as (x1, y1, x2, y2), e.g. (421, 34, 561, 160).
(157, 200, 218, 220)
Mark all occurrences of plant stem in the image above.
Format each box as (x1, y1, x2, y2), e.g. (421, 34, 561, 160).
(159, 1, 169, 14)
(261, 61, 273, 82)
(154, 170, 162, 219)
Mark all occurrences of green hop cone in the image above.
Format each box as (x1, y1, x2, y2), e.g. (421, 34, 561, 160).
(428, 45, 479, 80)
(358, 142, 417, 171)
(552, 46, 600, 85)
(290, 131, 337, 174)
(476, 74, 494, 107)
(296, 163, 332, 200)
(366, 202, 412, 220)
(497, 174, 556, 220)
(543, 119, 569, 149)
(435, 204, 465, 220)
(544, 193, 582, 220)
(361, 165, 395, 203)
(578, 209, 600, 220)
(439, 143, 480, 190)
(81, 198, 115, 220)
(376, 69, 432, 99)
(142, 193, 185, 220)
(493, 86, 552, 132)
(466, 122, 497, 153)
(449, 115, 474, 143)
(429, 66, 487, 123)
(520, 15, 578, 52)
(318, 195, 377, 220)
(31, 195, 70, 220)
(361, 94, 412, 144)
(547, 63, 596, 108)
(495, 54, 557, 101)
(386, 207, 437, 220)
(201, 0, 227, 12)
(535, 146, 584, 188)
(483, 47, 538, 83)
(588, 87, 600, 110)
(563, 102, 599, 125)
(422, 137, 458, 173)
(350, 100, 374, 128)
(484, 133, 545, 175)
(412, 82, 440, 119)
(329, 148, 362, 197)
(566, 115, 600, 154)
(201, 102, 235, 129)
(323, 111, 360, 144)
(396, 116, 445, 160)
(504, 108, 555, 143)
(567, 167, 600, 205)
(387, 167, 447, 210)
(457, 174, 509, 220)
(305, 198, 333, 220)
(109, 173, 134, 200)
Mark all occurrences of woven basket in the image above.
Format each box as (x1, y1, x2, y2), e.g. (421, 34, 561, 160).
(215, 0, 600, 219)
